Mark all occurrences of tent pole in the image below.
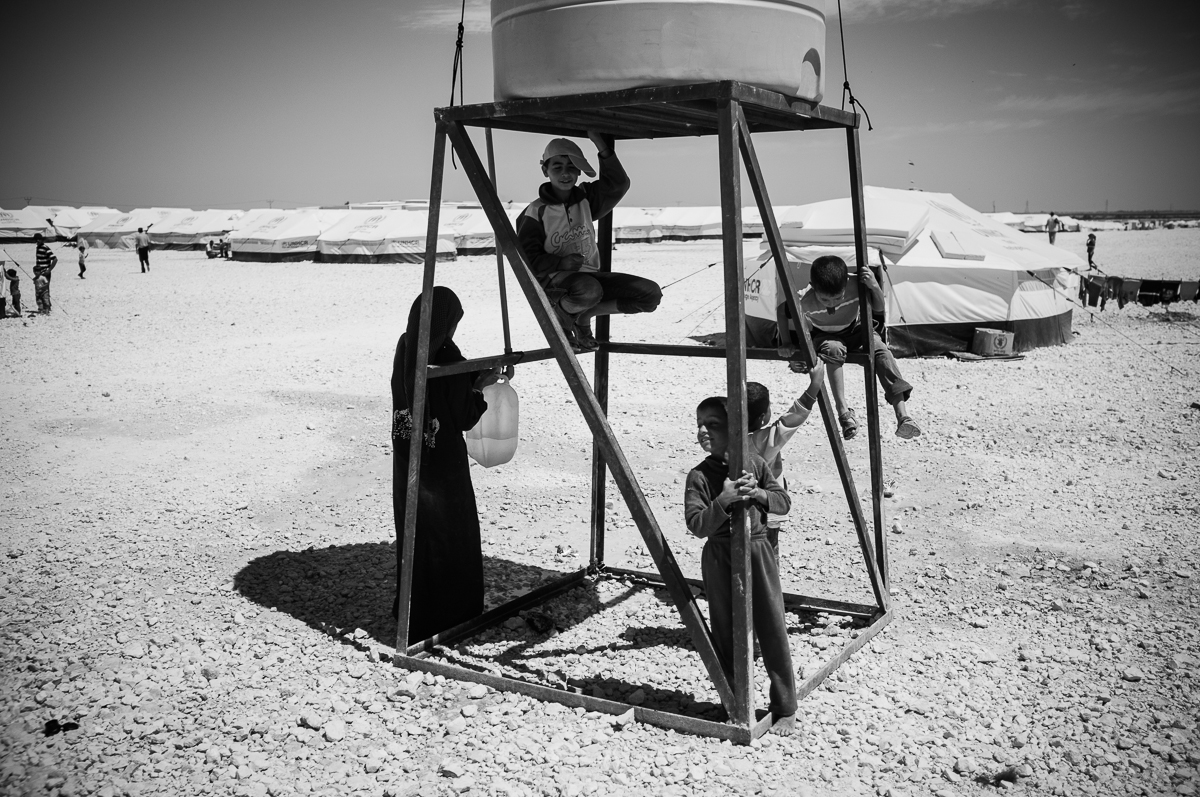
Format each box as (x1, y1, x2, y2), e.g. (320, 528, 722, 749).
(443, 118, 738, 715)
(736, 107, 887, 612)
(718, 95, 754, 729)
(485, 128, 513, 355)
(397, 122, 449, 651)
(846, 126, 888, 589)
(589, 133, 616, 569)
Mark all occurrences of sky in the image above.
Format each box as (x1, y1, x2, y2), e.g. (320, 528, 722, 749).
(2, 0, 1197, 214)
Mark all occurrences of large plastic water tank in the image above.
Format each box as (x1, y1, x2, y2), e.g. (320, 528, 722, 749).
(492, 0, 825, 103)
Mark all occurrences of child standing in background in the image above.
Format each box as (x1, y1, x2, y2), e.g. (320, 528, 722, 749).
(3, 266, 19, 318)
(746, 362, 826, 552)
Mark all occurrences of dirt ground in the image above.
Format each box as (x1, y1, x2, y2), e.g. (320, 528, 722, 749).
(1, 241, 1198, 797)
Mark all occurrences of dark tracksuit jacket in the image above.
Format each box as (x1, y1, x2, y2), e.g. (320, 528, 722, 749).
(515, 151, 629, 289)
(685, 453, 797, 717)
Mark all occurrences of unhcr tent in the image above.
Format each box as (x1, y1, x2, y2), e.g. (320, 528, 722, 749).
(154, 209, 244, 249)
(984, 211, 1024, 229)
(22, 206, 69, 238)
(442, 206, 523, 255)
(1081, 219, 1127, 232)
(611, 207, 663, 243)
(0, 208, 50, 242)
(230, 209, 350, 262)
(317, 208, 457, 263)
(78, 208, 194, 249)
(653, 206, 723, 240)
(742, 205, 797, 239)
(50, 207, 118, 238)
(749, 186, 1083, 356)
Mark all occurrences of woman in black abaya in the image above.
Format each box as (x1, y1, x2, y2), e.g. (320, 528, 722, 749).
(391, 287, 498, 644)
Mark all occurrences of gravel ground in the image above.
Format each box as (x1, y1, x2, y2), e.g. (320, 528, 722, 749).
(1, 242, 1198, 797)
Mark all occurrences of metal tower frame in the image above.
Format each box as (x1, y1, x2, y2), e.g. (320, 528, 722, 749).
(395, 81, 891, 743)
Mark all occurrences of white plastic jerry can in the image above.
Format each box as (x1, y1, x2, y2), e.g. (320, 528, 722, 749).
(466, 377, 519, 468)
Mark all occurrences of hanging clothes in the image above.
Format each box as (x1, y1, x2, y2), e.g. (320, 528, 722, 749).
(1137, 280, 1163, 307)
(1117, 279, 1141, 309)
(1182, 281, 1199, 303)
(1084, 275, 1105, 307)
(1101, 276, 1122, 311)
(1162, 282, 1182, 305)
(1137, 280, 1182, 307)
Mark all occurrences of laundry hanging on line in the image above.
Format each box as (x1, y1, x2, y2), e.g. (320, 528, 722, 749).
(1075, 272, 1199, 311)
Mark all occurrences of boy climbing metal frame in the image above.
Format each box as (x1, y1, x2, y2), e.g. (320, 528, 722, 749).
(396, 81, 891, 744)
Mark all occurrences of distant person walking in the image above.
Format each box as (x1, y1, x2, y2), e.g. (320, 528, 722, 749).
(33, 233, 58, 314)
(134, 227, 152, 273)
(1086, 232, 1096, 268)
(75, 234, 89, 278)
(1046, 212, 1061, 245)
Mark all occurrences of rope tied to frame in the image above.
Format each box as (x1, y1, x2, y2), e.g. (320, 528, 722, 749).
(447, 0, 467, 168)
(836, 0, 873, 131)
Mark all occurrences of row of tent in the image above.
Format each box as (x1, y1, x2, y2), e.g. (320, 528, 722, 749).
(983, 212, 1136, 233)
(0, 204, 491, 261)
(2, 188, 1086, 357)
(0, 201, 1138, 262)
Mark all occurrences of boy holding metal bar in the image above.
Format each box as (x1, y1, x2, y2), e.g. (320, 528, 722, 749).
(800, 255, 920, 440)
(685, 396, 797, 734)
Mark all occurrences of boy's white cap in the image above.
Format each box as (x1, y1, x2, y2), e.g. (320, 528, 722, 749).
(541, 138, 596, 177)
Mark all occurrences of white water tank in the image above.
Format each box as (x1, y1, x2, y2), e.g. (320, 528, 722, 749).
(491, 0, 825, 103)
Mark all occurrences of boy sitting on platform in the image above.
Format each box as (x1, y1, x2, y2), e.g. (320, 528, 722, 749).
(747, 361, 826, 552)
(799, 255, 921, 440)
(516, 131, 662, 353)
(685, 396, 797, 733)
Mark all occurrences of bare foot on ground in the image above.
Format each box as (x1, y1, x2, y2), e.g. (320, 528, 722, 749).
(771, 713, 798, 736)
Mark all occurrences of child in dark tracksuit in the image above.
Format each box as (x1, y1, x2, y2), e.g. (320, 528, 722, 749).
(685, 396, 797, 732)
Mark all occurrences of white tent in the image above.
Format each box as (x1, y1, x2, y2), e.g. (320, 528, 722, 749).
(1012, 213, 1080, 234)
(230, 209, 350, 262)
(1080, 219, 1127, 232)
(777, 197, 928, 254)
(741, 205, 797, 239)
(22, 206, 69, 238)
(0, 208, 51, 241)
(317, 208, 457, 263)
(653, 206, 723, 240)
(984, 211, 1024, 229)
(50, 207, 118, 238)
(611, 207, 663, 243)
(442, 206, 523, 256)
(747, 187, 1083, 356)
(153, 209, 244, 249)
(77, 208, 194, 249)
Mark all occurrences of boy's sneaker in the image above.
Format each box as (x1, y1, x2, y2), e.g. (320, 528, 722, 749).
(574, 319, 600, 352)
(896, 416, 922, 439)
(838, 408, 859, 440)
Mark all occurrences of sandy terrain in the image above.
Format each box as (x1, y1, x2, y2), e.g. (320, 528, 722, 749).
(1, 240, 1198, 797)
